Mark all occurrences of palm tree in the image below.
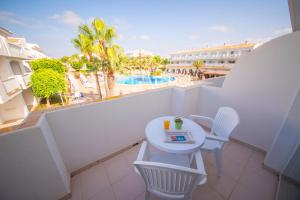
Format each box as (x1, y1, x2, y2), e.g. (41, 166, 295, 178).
(192, 59, 205, 69)
(79, 18, 122, 96)
(72, 33, 103, 99)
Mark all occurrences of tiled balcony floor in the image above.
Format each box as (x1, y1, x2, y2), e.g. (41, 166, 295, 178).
(71, 140, 278, 200)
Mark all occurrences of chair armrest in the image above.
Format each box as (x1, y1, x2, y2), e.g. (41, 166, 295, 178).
(136, 141, 149, 161)
(134, 141, 149, 175)
(205, 134, 229, 142)
(189, 115, 214, 127)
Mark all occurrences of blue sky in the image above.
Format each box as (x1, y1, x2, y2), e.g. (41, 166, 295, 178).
(0, 0, 292, 58)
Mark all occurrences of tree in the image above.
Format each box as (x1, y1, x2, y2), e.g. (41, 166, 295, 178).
(162, 58, 170, 66)
(31, 69, 66, 107)
(152, 55, 162, 65)
(70, 61, 83, 72)
(72, 33, 103, 99)
(60, 56, 70, 64)
(78, 18, 122, 96)
(30, 58, 65, 74)
(193, 59, 205, 69)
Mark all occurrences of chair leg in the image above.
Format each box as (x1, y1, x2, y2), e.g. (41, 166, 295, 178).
(145, 190, 150, 200)
(214, 149, 222, 176)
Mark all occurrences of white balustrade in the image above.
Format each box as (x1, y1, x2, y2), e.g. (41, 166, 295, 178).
(2, 77, 20, 94)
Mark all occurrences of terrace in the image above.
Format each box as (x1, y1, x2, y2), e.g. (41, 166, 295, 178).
(0, 2, 300, 200)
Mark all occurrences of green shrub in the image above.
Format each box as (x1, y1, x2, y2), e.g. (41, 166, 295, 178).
(30, 58, 66, 74)
(31, 69, 66, 100)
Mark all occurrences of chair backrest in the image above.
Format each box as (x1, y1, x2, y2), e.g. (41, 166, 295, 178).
(212, 107, 240, 139)
(134, 161, 206, 199)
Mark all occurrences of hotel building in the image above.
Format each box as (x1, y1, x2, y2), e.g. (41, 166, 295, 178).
(167, 43, 258, 77)
(0, 27, 46, 126)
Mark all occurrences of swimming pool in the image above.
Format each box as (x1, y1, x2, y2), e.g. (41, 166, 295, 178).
(117, 75, 176, 85)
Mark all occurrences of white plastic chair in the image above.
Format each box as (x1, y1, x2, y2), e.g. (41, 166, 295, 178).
(189, 107, 240, 176)
(134, 141, 207, 200)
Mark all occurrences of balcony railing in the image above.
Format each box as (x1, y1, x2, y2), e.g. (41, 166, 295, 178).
(2, 77, 21, 95)
(0, 40, 9, 56)
(23, 73, 31, 86)
(8, 43, 25, 58)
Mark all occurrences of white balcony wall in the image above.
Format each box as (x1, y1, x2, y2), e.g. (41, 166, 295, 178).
(0, 57, 15, 81)
(23, 73, 31, 86)
(196, 31, 300, 153)
(0, 37, 9, 56)
(2, 77, 20, 94)
(0, 116, 70, 200)
(0, 94, 29, 123)
(8, 43, 24, 58)
(46, 88, 173, 172)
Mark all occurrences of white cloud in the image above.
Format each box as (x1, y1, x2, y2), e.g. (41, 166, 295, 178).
(208, 25, 233, 33)
(188, 34, 201, 40)
(139, 34, 151, 41)
(51, 10, 83, 26)
(0, 11, 25, 26)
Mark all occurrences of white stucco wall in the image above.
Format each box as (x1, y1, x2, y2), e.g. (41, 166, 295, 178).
(0, 93, 29, 123)
(265, 85, 300, 174)
(46, 88, 173, 172)
(197, 31, 300, 151)
(0, 120, 70, 200)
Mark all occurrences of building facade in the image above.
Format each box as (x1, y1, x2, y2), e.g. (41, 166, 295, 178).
(167, 43, 257, 77)
(125, 49, 153, 58)
(0, 27, 46, 125)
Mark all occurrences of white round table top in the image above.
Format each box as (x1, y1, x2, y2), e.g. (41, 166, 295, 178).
(145, 116, 206, 154)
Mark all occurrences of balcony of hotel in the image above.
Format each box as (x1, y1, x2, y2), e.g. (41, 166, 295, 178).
(1, 12, 300, 200)
(0, 76, 21, 96)
(7, 42, 26, 59)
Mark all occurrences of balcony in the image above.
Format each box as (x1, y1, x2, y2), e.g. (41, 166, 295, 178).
(1, 77, 21, 95)
(23, 73, 31, 86)
(70, 139, 277, 200)
(0, 27, 300, 200)
(0, 40, 9, 56)
(8, 43, 25, 58)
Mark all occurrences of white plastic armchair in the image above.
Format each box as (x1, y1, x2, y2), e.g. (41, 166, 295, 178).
(189, 107, 240, 176)
(134, 141, 207, 200)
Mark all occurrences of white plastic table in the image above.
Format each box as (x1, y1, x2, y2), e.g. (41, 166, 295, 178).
(145, 116, 206, 154)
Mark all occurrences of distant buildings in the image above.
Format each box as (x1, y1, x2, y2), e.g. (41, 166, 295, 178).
(167, 43, 258, 78)
(0, 27, 47, 125)
(125, 49, 153, 58)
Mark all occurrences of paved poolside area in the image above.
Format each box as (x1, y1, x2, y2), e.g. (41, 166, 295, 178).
(70, 140, 278, 200)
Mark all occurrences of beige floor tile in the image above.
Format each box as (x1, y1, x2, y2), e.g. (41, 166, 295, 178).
(207, 167, 238, 199)
(79, 164, 111, 200)
(250, 150, 265, 162)
(71, 175, 82, 200)
(112, 172, 146, 200)
(221, 157, 245, 181)
(135, 192, 163, 200)
(238, 164, 278, 200)
(123, 144, 141, 164)
(193, 184, 224, 200)
(229, 183, 263, 200)
(104, 153, 134, 184)
(89, 185, 116, 200)
(224, 141, 253, 167)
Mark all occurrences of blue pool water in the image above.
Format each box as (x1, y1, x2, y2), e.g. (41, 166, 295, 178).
(117, 76, 175, 85)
